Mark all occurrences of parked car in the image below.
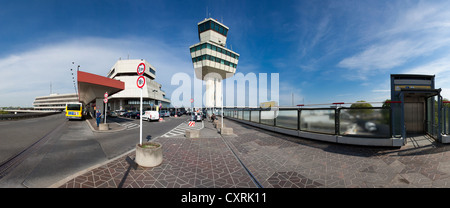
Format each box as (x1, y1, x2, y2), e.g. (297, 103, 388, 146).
(196, 112, 203, 121)
(123, 111, 132, 118)
(365, 121, 377, 132)
(160, 110, 170, 117)
(142, 111, 159, 121)
(110, 111, 118, 118)
(130, 111, 140, 119)
(190, 112, 203, 121)
(176, 111, 183, 117)
(119, 110, 127, 117)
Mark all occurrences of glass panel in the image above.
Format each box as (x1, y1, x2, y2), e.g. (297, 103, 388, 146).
(276, 110, 298, 129)
(426, 97, 434, 136)
(300, 109, 335, 134)
(243, 111, 250, 121)
(215, 23, 219, 32)
(67, 104, 81, 111)
(391, 102, 402, 137)
(251, 110, 259, 123)
(339, 108, 390, 137)
(238, 110, 243, 120)
(261, 110, 275, 126)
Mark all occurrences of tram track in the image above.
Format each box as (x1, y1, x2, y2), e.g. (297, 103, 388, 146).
(0, 119, 67, 180)
(219, 133, 264, 188)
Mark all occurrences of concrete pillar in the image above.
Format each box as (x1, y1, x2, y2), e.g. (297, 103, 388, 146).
(215, 78, 222, 107)
(205, 77, 214, 108)
(95, 98, 104, 115)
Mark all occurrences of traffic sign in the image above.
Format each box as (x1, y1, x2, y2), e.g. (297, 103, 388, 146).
(104, 92, 108, 98)
(137, 76, 145, 88)
(104, 98, 108, 103)
(188, 121, 195, 127)
(137, 63, 145, 75)
(190, 98, 194, 103)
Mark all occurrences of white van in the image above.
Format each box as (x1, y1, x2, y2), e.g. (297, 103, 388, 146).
(143, 111, 160, 121)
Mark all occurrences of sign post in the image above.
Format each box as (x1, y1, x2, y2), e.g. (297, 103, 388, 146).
(137, 63, 145, 145)
(104, 92, 108, 124)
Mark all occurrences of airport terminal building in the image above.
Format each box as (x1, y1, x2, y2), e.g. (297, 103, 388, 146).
(33, 93, 78, 111)
(106, 59, 171, 112)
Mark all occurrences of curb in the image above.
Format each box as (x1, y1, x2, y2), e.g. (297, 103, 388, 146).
(85, 119, 127, 133)
(48, 148, 136, 188)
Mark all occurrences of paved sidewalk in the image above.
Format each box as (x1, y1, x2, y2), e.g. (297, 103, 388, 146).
(56, 118, 450, 188)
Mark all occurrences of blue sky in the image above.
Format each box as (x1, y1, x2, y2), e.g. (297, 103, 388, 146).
(1, 0, 450, 107)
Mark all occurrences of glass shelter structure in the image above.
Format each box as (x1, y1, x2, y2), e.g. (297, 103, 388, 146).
(390, 74, 450, 144)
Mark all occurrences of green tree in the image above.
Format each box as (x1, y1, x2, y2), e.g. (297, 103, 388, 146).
(381, 99, 391, 125)
(349, 100, 374, 118)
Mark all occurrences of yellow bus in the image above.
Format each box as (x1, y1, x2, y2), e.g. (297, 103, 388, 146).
(66, 102, 83, 120)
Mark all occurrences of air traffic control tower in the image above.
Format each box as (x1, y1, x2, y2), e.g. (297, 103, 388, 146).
(189, 18, 240, 107)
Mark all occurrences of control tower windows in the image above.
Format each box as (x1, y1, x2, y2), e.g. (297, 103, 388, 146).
(190, 42, 239, 60)
(198, 20, 228, 37)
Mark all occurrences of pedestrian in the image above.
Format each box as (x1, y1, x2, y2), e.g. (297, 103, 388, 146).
(96, 110, 102, 127)
(211, 113, 216, 122)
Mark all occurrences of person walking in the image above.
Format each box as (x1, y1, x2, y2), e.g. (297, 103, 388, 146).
(96, 110, 102, 127)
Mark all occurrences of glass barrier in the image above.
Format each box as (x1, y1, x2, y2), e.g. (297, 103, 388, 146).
(225, 106, 392, 138)
(339, 108, 390, 137)
(300, 109, 335, 134)
(243, 111, 250, 121)
(250, 110, 260, 123)
(275, 110, 298, 130)
(260, 110, 275, 126)
(390, 103, 402, 137)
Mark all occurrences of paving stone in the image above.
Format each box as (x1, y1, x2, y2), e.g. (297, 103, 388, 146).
(59, 119, 450, 188)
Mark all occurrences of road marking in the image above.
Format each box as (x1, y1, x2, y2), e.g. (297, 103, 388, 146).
(160, 120, 203, 138)
(116, 122, 139, 130)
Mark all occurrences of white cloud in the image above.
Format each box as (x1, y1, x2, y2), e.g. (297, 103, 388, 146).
(402, 55, 450, 99)
(337, 1, 450, 80)
(0, 37, 192, 107)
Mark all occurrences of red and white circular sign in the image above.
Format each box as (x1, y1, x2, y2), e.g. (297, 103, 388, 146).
(104, 92, 108, 98)
(104, 98, 108, 103)
(190, 98, 194, 103)
(137, 76, 145, 88)
(137, 63, 145, 75)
